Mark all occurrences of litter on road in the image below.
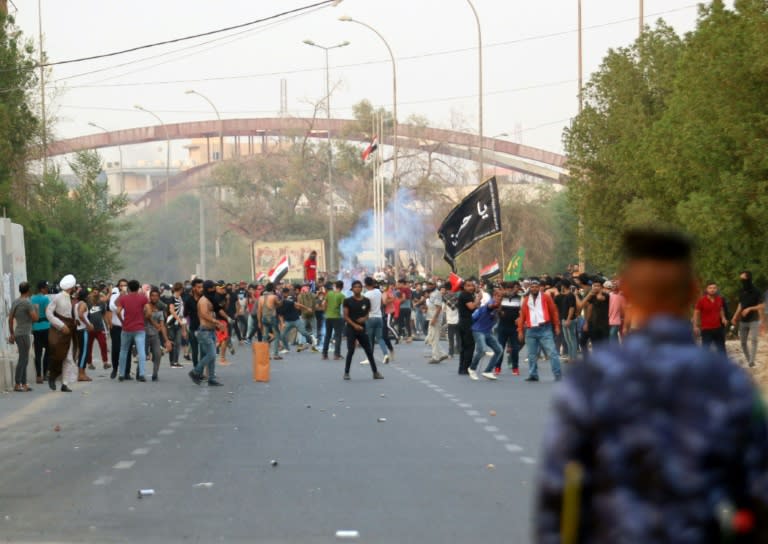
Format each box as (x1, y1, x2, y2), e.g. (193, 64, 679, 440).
(137, 489, 155, 498)
(335, 530, 360, 540)
(377, 418, 387, 423)
(193, 482, 214, 488)
(270, 460, 279, 467)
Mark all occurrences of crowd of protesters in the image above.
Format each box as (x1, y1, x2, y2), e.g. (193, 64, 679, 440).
(5, 255, 767, 392)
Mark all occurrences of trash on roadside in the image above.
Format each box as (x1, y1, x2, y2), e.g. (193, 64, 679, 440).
(270, 460, 279, 467)
(489, 410, 497, 416)
(306, 405, 311, 408)
(53, 425, 61, 432)
(137, 489, 155, 498)
(486, 464, 496, 470)
(193, 482, 214, 488)
(335, 530, 360, 540)
(377, 418, 387, 423)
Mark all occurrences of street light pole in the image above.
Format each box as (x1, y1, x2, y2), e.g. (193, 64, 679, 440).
(134, 105, 171, 209)
(185, 90, 223, 162)
(303, 39, 350, 275)
(339, 15, 399, 269)
(465, 0, 484, 184)
(88, 121, 125, 194)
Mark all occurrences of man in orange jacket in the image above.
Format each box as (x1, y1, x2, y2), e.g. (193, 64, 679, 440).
(518, 279, 562, 382)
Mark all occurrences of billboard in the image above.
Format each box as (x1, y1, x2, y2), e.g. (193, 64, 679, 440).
(250, 239, 326, 282)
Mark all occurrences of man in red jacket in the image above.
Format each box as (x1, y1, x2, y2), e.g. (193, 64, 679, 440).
(518, 279, 562, 382)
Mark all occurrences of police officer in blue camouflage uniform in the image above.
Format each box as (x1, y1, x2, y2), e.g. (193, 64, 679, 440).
(536, 229, 768, 543)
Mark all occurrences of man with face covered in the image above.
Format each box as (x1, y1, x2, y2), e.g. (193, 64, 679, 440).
(731, 270, 765, 367)
(46, 274, 79, 392)
(518, 279, 562, 382)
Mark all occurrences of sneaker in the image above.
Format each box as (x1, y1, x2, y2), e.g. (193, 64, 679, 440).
(333, 355, 343, 360)
(493, 367, 501, 375)
(321, 355, 329, 360)
(297, 346, 305, 353)
(485, 351, 494, 357)
(438, 354, 450, 362)
(512, 368, 520, 376)
(272, 355, 283, 360)
(383, 354, 390, 364)
(244, 339, 252, 345)
(229, 347, 236, 355)
(468, 369, 479, 381)
(188, 370, 202, 385)
(151, 375, 158, 382)
(525, 375, 539, 382)
(373, 372, 384, 379)
(279, 349, 289, 355)
(481, 372, 498, 380)
(360, 359, 369, 365)
(183, 354, 191, 361)
(343, 373, 350, 380)
(310, 346, 319, 353)
(428, 358, 441, 364)
(208, 380, 224, 386)
(136, 375, 146, 382)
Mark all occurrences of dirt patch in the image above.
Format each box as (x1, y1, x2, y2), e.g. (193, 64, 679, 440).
(726, 328, 768, 395)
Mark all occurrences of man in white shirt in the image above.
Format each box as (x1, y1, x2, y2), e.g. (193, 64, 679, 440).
(46, 274, 78, 392)
(425, 280, 449, 364)
(108, 279, 127, 379)
(363, 276, 391, 364)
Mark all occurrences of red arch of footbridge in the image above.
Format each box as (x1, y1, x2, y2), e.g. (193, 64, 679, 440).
(48, 117, 567, 182)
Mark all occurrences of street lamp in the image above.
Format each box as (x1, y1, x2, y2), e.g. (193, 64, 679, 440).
(185, 89, 223, 162)
(339, 15, 399, 269)
(88, 121, 124, 194)
(133, 104, 171, 209)
(303, 38, 350, 275)
(465, 0, 484, 184)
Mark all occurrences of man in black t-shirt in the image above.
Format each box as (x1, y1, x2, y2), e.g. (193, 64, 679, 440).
(731, 270, 765, 367)
(457, 278, 482, 375)
(497, 281, 523, 375)
(554, 281, 578, 362)
(583, 280, 610, 348)
(182, 279, 203, 366)
(342, 280, 384, 380)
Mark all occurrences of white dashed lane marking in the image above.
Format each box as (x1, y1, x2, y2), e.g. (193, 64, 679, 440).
(146, 438, 161, 445)
(113, 460, 136, 470)
(131, 448, 150, 456)
(158, 429, 175, 435)
(399, 365, 534, 464)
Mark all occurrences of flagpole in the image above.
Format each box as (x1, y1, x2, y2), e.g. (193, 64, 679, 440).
(499, 231, 506, 279)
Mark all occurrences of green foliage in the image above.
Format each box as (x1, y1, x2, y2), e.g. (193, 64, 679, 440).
(23, 151, 128, 285)
(564, 4, 768, 288)
(0, 12, 38, 214)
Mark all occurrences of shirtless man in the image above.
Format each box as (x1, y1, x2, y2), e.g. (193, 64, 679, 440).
(257, 283, 282, 359)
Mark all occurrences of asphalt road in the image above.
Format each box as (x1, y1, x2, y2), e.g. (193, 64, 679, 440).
(0, 338, 560, 544)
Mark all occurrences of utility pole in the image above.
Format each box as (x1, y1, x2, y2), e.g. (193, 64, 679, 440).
(37, 0, 47, 177)
(639, 0, 644, 36)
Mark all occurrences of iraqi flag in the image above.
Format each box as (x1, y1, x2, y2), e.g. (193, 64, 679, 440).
(448, 272, 463, 292)
(361, 136, 378, 161)
(479, 260, 500, 280)
(255, 272, 266, 283)
(268, 256, 290, 283)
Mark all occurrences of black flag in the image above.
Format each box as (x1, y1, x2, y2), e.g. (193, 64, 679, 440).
(438, 176, 502, 270)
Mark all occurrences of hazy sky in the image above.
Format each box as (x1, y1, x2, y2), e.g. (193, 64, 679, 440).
(12, 0, 716, 165)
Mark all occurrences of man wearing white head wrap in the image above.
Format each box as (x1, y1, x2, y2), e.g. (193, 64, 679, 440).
(45, 274, 78, 392)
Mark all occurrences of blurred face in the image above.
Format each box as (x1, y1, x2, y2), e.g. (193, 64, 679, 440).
(463, 281, 476, 294)
(118, 281, 127, 293)
(706, 283, 718, 296)
(351, 283, 362, 294)
(529, 284, 540, 296)
(592, 283, 603, 294)
(150, 292, 160, 304)
(193, 283, 203, 296)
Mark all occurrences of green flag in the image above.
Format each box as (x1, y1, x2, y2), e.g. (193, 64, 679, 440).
(504, 248, 525, 281)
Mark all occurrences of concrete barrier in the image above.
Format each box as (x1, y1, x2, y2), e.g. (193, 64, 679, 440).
(0, 218, 27, 392)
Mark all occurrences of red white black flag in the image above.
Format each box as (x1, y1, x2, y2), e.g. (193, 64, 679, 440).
(361, 136, 379, 161)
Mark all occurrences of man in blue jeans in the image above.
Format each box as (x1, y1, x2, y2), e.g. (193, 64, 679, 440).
(189, 280, 225, 386)
(517, 280, 562, 382)
(469, 289, 504, 380)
